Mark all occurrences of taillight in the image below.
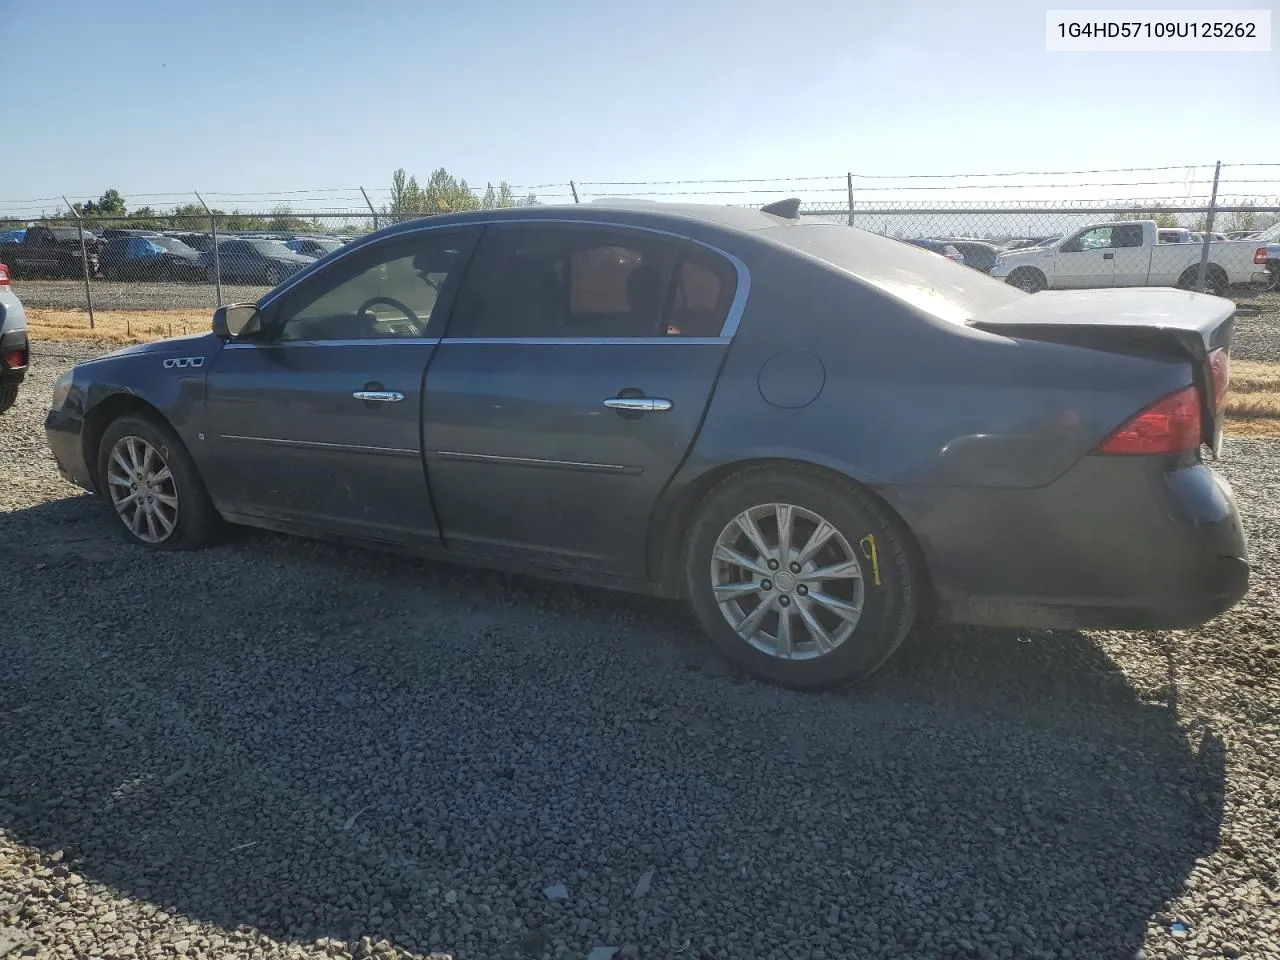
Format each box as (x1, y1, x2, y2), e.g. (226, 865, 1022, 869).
(0, 265, 9, 286)
(2, 348, 27, 370)
(1255, 248, 1269, 265)
(1098, 385, 1201, 455)
(1208, 347, 1230, 414)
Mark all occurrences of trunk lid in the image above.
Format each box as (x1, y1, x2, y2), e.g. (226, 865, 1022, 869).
(968, 288, 1235, 455)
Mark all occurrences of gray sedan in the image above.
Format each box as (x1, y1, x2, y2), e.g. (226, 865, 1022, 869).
(44, 200, 1249, 689)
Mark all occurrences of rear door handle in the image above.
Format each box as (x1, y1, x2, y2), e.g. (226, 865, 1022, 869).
(353, 391, 405, 402)
(603, 397, 673, 413)
(1103, 252, 1115, 259)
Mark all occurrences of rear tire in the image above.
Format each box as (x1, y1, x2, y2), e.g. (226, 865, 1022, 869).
(96, 413, 221, 550)
(683, 465, 918, 690)
(1177, 264, 1228, 297)
(1007, 268, 1047, 294)
(0, 383, 18, 415)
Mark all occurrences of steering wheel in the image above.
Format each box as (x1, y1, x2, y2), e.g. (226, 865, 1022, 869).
(356, 296, 420, 335)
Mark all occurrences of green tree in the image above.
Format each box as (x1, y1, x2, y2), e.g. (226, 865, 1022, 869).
(1115, 205, 1180, 228)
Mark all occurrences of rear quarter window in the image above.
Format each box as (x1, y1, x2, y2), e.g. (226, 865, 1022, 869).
(761, 223, 1023, 325)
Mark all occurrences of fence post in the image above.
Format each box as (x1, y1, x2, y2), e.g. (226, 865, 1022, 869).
(847, 172, 854, 227)
(195, 192, 221, 308)
(570, 181, 580, 204)
(61, 196, 95, 330)
(1195, 161, 1221, 294)
(360, 186, 379, 231)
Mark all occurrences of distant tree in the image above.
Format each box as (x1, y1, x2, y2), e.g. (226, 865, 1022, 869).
(1220, 201, 1259, 235)
(386, 168, 428, 219)
(1115, 204, 1180, 228)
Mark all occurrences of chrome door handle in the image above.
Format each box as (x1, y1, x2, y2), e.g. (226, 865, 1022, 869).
(353, 390, 405, 402)
(603, 397, 673, 413)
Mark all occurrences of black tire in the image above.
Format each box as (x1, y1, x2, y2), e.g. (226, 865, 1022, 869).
(265, 263, 281, 285)
(1268, 260, 1280, 293)
(1177, 265, 1227, 297)
(0, 383, 18, 415)
(683, 465, 919, 690)
(1007, 268, 1047, 294)
(96, 413, 221, 550)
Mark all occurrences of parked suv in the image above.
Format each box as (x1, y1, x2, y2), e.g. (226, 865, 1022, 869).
(0, 264, 29, 415)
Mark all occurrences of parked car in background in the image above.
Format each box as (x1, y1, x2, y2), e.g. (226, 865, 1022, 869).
(1224, 230, 1262, 241)
(904, 238, 965, 263)
(196, 238, 314, 285)
(0, 225, 99, 279)
(0, 229, 27, 245)
(1190, 232, 1230, 244)
(1003, 235, 1061, 250)
(43, 200, 1249, 689)
(286, 237, 345, 259)
(990, 219, 1270, 295)
(1159, 228, 1193, 244)
(101, 235, 204, 282)
(168, 232, 221, 254)
(1250, 221, 1280, 290)
(934, 239, 1000, 273)
(100, 228, 164, 241)
(0, 265, 28, 415)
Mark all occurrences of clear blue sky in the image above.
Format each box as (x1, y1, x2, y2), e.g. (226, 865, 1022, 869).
(4, 0, 1277, 213)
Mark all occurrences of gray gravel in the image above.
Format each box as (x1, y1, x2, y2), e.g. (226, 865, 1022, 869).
(2, 345, 1279, 960)
(10, 278, 269, 312)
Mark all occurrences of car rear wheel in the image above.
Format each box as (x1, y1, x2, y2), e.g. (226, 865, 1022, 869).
(265, 264, 281, 285)
(0, 383, 18, 415)
(1177, 265, 1227, 297)
(96, 414, 220, 550)
(683, 466, 918, 690)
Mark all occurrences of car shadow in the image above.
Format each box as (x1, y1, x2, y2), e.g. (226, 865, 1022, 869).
(1, 495, 1226, 959)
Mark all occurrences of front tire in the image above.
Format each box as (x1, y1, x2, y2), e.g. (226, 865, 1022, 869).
(683, 466, 919, 690)
(96, 414, 220, 550)
(1007, 268, 1047, 294)
(265, 264, 281, 285)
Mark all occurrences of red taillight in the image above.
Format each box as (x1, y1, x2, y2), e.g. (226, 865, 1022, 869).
(1, 348, 27, 370)
(1098, 385, 1201, 455)
(0, 265, 9, 286)
(1255, 248, 1269, 265)
(1208, 347, 1230, 414)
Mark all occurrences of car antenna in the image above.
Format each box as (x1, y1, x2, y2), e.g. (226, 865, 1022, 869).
(760, 198, 802, 219)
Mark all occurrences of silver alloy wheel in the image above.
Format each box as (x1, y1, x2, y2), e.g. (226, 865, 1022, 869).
(106, 435, 179, 544)
(710, 502, 865, 660)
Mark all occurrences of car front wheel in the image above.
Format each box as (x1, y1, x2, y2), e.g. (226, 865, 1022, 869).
(683, 466, 919, 690)
(97, 414, 220, 550)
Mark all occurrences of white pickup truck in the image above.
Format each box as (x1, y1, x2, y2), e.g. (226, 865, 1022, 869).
(989, 219, 1271, 296)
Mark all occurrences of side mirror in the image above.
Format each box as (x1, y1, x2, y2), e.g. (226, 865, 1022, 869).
(212, 303, 262, 340)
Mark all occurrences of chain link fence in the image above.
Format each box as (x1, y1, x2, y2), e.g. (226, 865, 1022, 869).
(3, 190, 1278, 334)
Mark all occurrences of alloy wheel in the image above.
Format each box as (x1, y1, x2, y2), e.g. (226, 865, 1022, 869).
(710, 502, 865, 660)
(106, 435, 180, 544)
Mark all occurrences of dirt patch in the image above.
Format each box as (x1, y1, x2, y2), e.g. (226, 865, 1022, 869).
(25, 307, 212, 345)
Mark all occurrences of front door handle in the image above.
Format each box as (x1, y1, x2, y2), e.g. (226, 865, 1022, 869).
(603, 397, 673, 413)
(353, 390, 405, 403)
(1102, 252, 1115, 259)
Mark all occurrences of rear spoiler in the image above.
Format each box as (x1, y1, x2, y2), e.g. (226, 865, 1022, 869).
(969, 289, 1235, 454)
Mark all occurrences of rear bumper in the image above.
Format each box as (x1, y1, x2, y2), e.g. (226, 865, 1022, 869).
(885, 457, 1250, 631)
(45, 408, 95, 491)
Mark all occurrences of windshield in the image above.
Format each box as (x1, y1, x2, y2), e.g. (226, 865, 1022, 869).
(764, 223, 1023, 325)
(151, 236, 194, 253)
(247, 239, 294, 255)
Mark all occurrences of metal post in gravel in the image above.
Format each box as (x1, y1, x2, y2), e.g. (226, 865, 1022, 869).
(360, 186, 379, 232)
(61, 197, 95, 330)
(570, 180, 580, 204)
(195, 192, 221, 308)
(847, 172, 854, 227)
(1196, 161, 1221, 294)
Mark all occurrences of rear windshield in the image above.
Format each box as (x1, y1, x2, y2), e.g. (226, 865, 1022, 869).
(761, 223, 1023, 324)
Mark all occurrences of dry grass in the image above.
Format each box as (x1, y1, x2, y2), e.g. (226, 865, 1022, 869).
(26, 308, 211, 345)
(23, 306, 1280, 436)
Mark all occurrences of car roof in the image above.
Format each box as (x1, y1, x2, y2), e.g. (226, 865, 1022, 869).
(373, 201, 803, 243)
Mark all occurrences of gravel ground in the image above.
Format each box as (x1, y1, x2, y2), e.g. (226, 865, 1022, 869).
(2, 346, 1279, 960)
(10, 279, 269, 312)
